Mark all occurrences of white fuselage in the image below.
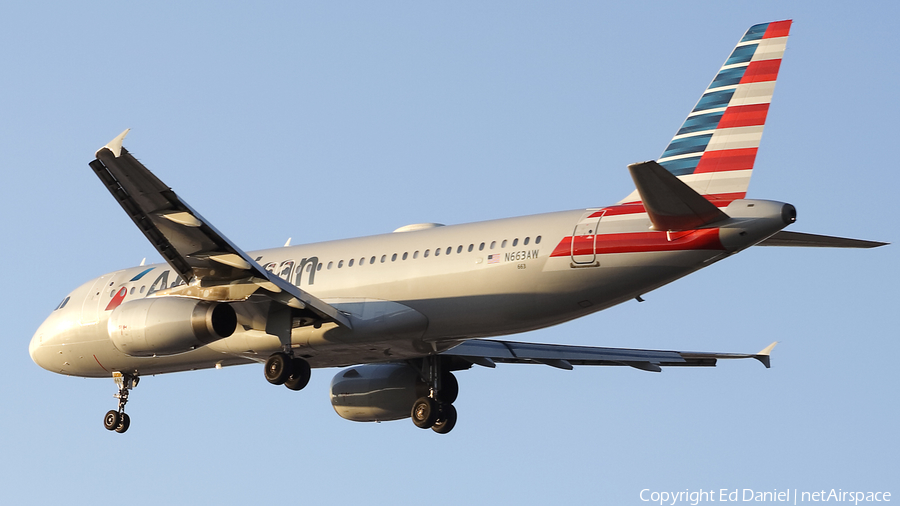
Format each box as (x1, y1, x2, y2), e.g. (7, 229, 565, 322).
(30, 199, 789, 378)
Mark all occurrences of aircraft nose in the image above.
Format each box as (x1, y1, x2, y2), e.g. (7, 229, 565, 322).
(30, 314, 66, 373)
(29, 320, 50, 369)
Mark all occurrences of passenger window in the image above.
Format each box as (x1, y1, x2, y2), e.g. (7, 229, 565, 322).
(349, 259, 355, 267)
(501, 240, 507, 248)
(339, 260, 344, 268)
(392, 253, 397, 262)
(370, 256, 376, 264)
(524, 237, 530, 245)
(447, 247, 453, 255)
(140, 286, 145, 293)
(130, 287, 135, 295)
(360, 257, 365, 265)
(403, 252, 408, 260)
(381, 255, 387, 263)
(306, 263, 312, 272)
(479, 243, 485, 251)
(457, 245, 463, 254)
(317, 263, 323, 271)
(490, 241, 496, 249)
(435, 248, 440, 256)
(413, 251, 419, 259)
(468, 244, 474, 252)
(424, 250, 430, 258)
(536, 236, 542, 244)
(327, 261, 333, 269)
(513, 238, 518, 247)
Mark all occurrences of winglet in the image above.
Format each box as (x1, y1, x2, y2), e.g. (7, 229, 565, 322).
(754, 341, 778, 369)
(96, 128, 130, 158)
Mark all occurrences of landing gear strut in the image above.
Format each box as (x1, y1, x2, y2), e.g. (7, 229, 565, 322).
(264, 352, 311, 391)
(103, 371, 137, 434)
(410, 356, 458, 434)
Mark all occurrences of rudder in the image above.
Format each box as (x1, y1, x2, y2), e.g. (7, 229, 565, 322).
(621, 20, 792, 205)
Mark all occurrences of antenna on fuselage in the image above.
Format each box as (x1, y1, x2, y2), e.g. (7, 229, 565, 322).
(284, 238, 291, 247)
(140, 258, 146, 266)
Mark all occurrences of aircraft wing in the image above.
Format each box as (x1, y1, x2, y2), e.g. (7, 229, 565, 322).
(442, 339, 776, 372)
(89, 129, 351, 328)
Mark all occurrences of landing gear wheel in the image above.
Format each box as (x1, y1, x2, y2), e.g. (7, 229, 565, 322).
(432, 404, 457, 434)
(115, 413, 131, 433)
(411, 397, 438, 429)
(284, 358, 311, 391)
(103, 410, 120, 431)
(440, 372, 459, 404)
(264, 352, 292, 385)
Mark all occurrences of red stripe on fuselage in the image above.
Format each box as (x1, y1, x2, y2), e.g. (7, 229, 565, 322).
(593, 193, 745, 218)
(739, 60, 782, 85)
(550, 229, 724, 257)
(763, 20, 792, 39)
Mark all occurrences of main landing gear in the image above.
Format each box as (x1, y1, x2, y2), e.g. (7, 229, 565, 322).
(411, 356, 459, 434)
(264, 352, 311, 391)
(103, 372, 137, 434)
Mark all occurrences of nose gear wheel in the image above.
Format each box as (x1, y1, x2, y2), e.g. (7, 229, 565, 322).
(103, 372, 136, 434)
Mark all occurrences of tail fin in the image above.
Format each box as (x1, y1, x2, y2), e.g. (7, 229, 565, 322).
(621, 20, 792, 205)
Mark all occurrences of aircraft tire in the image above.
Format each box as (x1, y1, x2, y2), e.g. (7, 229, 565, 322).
(284, 358, 311, 391)
(264, 353, 292, 385)
(115, 413, 131, 433)
(441, 372, 459, 404)
(411, 397, 438, 429)
(103, 410, 120, 431)
(431, 404, 457, 434)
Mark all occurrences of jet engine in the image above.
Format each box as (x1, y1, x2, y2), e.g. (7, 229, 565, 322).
(107, 297, 237, 357)
(330, 364, 428, 422)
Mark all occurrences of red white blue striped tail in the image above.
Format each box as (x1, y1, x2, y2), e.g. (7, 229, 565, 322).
(621, 20, 792, 205)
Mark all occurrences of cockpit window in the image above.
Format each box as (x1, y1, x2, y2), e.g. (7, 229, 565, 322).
(55, 296, 70, 311)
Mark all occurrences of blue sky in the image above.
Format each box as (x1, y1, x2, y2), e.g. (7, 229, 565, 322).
(1, 2, 897, 504)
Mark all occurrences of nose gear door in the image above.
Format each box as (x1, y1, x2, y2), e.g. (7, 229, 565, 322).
(570, 210, 604, 265)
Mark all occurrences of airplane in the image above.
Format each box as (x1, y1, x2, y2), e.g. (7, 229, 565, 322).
(30, 20, 886, 435)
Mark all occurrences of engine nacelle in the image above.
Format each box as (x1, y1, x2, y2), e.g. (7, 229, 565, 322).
(108, 297, 237, 357)
(330, 364, 427, 422)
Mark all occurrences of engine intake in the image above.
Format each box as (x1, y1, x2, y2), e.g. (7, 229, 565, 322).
(108, 297, 236, 357)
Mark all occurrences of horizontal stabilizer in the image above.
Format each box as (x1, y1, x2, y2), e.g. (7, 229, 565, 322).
(442, 339, 774, 371)
(628, 160, 730, 231)
(758, 231, 888, 248)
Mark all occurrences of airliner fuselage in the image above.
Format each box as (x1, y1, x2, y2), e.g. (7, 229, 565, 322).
(30, 199, 791, 378)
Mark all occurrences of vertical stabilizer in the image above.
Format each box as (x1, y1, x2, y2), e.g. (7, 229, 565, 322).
(621, 20, 792, 205)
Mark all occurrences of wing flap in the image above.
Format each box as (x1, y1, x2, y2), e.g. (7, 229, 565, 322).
(443, 339, 774, 371)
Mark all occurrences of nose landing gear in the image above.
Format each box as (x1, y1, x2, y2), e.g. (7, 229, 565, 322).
(103, 372, 137, 434)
